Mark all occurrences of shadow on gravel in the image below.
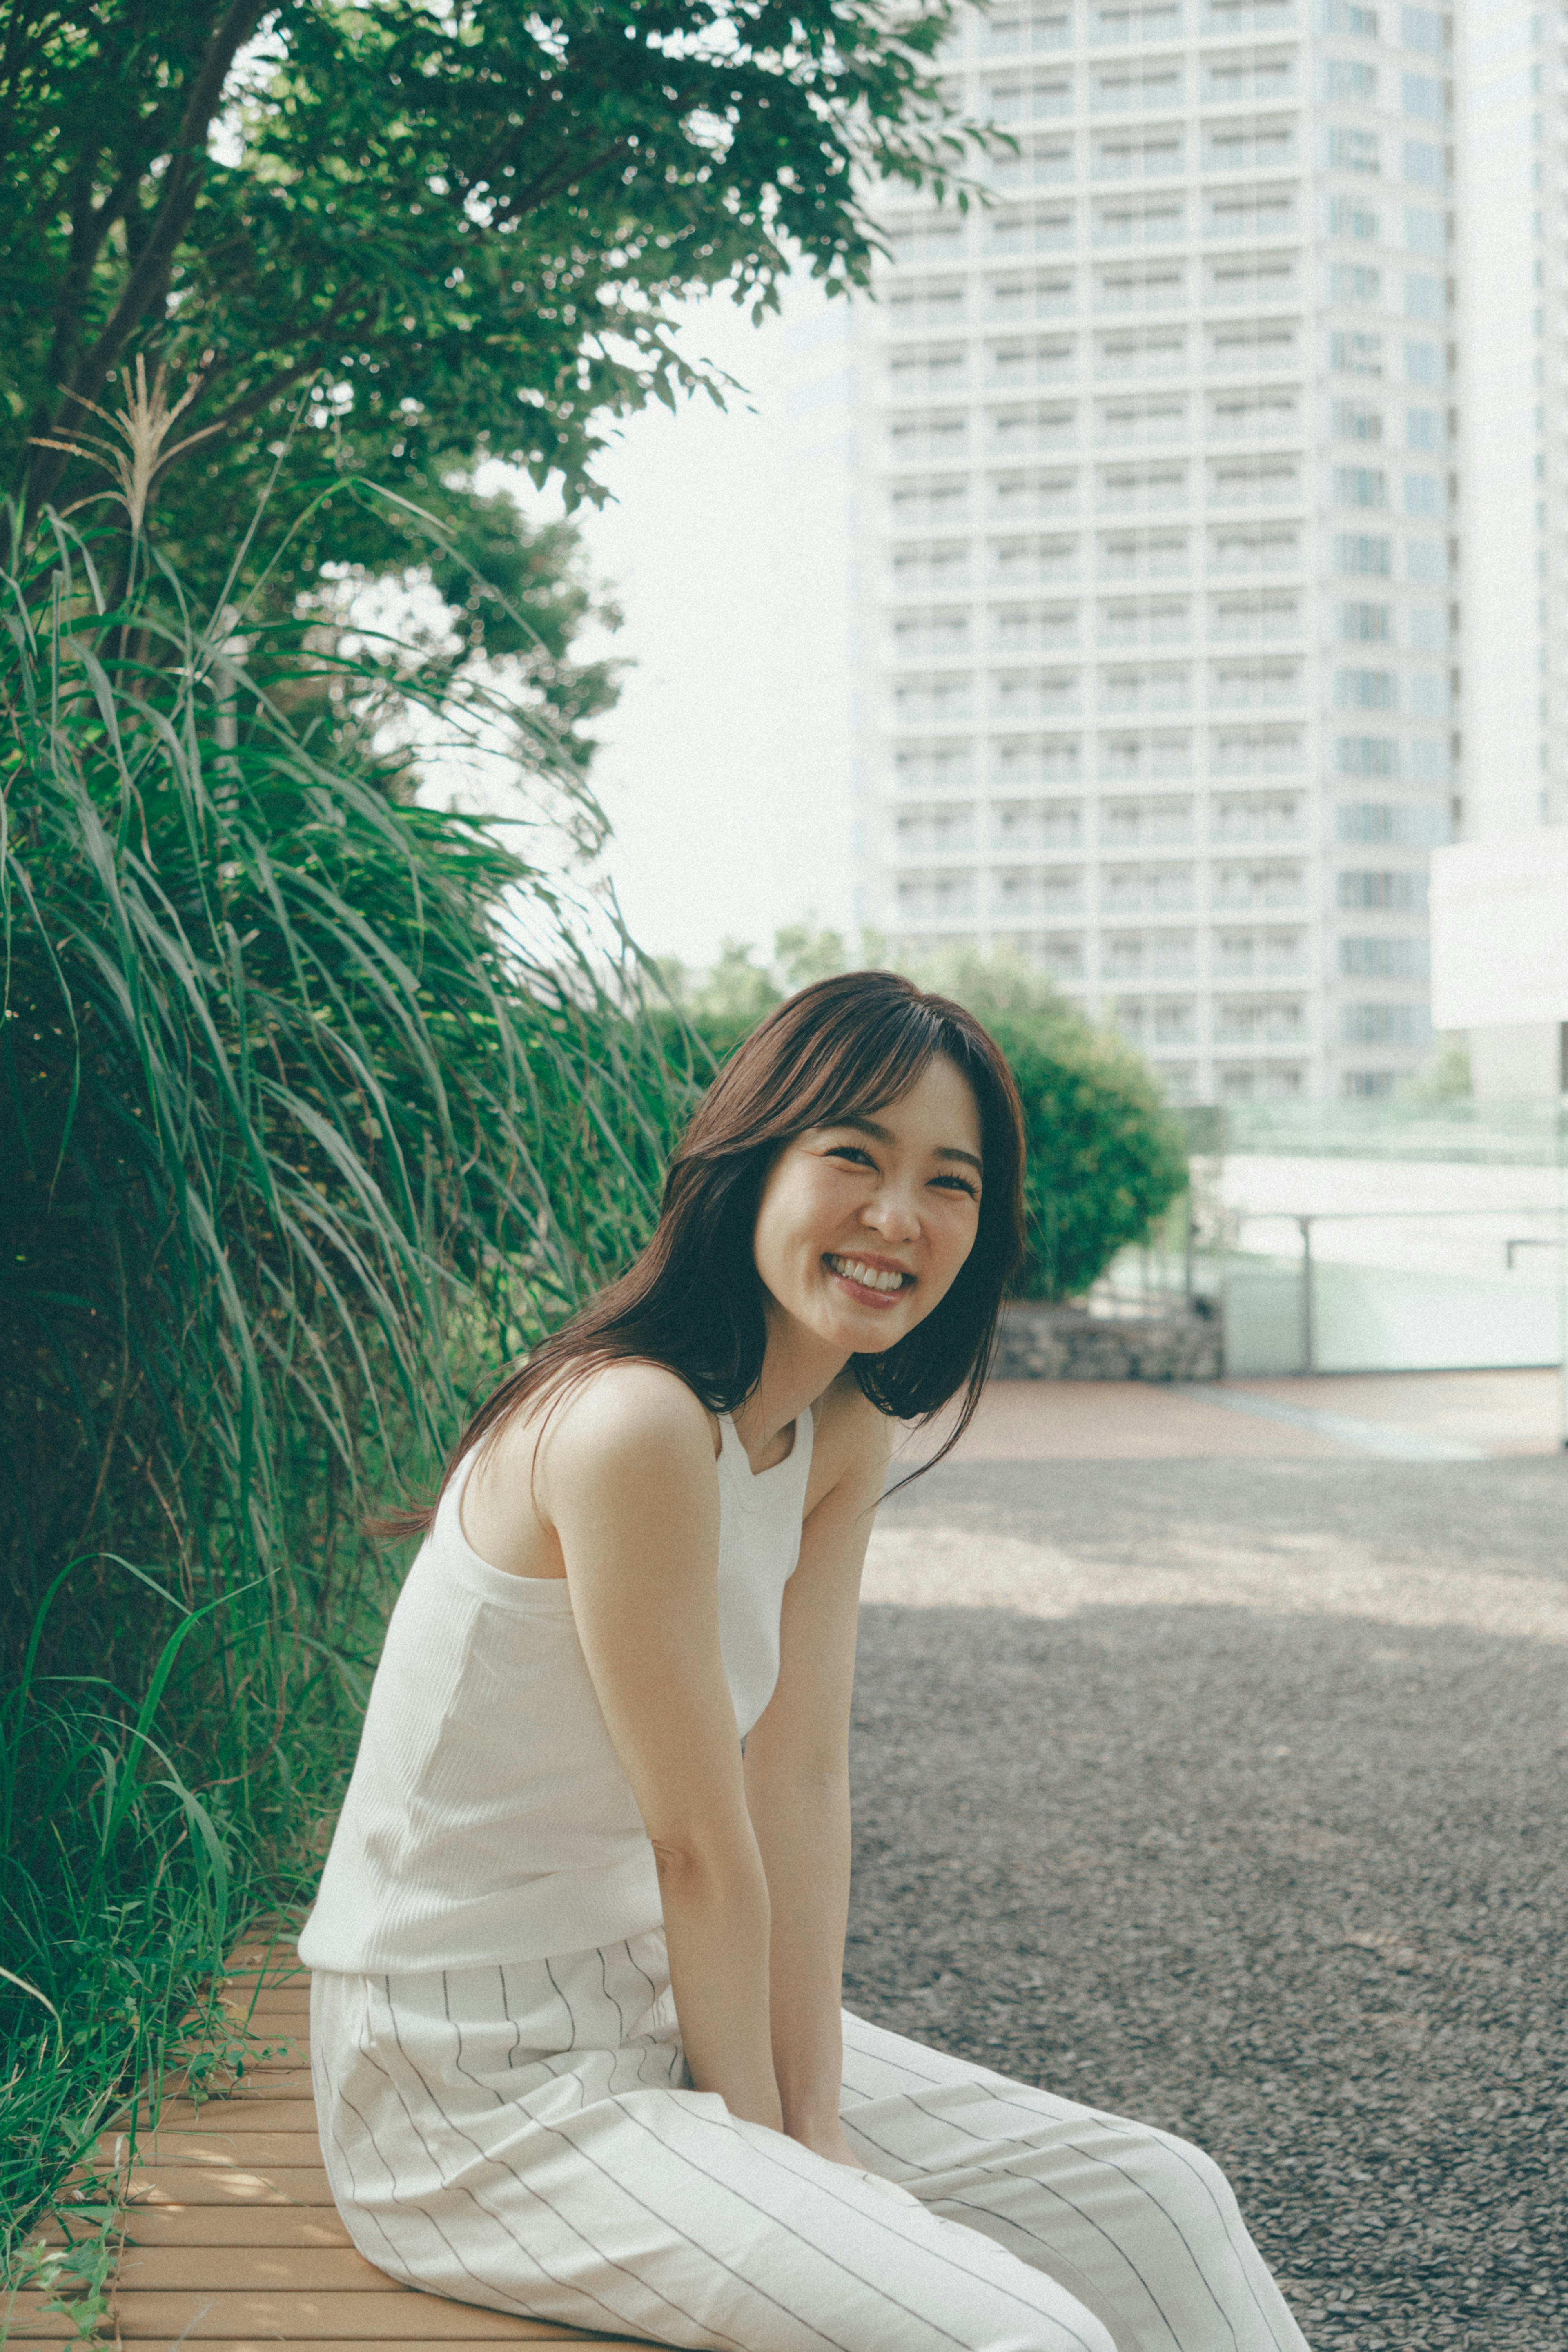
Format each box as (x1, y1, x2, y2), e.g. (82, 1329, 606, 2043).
(847, 1460, 1567, 2352)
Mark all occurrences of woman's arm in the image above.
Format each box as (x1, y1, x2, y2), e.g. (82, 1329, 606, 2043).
(742, 1387, 891, 2161)
(538, 1369, 782, 2133)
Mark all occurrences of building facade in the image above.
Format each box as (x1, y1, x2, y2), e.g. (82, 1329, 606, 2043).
(853, 0, 1460, 1103)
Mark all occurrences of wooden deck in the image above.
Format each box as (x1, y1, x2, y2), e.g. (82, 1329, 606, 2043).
(6, 1936, 655, 2351)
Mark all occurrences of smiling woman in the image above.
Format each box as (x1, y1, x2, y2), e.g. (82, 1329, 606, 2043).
(299, 973, 1313, 2352)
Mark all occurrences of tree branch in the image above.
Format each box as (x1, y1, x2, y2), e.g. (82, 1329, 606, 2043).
(28, 0, 270, 513)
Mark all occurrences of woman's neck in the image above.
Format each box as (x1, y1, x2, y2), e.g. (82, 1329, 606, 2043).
(728, 1309, 847, 1473)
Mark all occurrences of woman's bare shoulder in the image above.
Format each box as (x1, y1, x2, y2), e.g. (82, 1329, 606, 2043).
(500, 1360, 718, 1490)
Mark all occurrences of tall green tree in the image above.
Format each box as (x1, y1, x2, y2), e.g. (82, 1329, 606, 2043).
(5, 0, 975, 626)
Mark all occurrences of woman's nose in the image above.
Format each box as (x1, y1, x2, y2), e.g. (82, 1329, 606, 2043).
(862, 1188, 921, 1240)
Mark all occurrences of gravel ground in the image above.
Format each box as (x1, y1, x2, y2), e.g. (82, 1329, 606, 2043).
(844, 1456, 1568, 2352)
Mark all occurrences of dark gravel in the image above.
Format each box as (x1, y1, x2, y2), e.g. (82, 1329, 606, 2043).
(844, 1457, 1568, 2352)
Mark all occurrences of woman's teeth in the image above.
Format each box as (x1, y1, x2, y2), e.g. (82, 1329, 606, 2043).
(827, 1255, 908, 1294)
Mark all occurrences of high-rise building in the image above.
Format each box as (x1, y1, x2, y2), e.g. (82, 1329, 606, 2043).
(852, 0, 1459, 1104)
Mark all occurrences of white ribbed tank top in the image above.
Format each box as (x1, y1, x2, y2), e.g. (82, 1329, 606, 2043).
(298, 1407, 815, 1974)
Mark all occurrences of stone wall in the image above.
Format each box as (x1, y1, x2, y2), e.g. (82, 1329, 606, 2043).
(994, 1299, 1223, 1382)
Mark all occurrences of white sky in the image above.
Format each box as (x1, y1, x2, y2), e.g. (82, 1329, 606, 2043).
(493, 276, 862, 974)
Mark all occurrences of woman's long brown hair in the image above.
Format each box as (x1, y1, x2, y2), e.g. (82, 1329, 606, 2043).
(381, 970, 1027, 1537)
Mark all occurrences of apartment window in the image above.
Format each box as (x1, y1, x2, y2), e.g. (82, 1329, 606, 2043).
(1211, 591, 1300, 637)
(894, 804, 978, 855)
(992, 798, 1085, 849)
(889, 480, 972, 527)
(1208, 254, 1298, 306)
(1339, 935, 1430, 976)
(1335, 466, 1386, 506)
(885, 219, 967, 262)
(1327, 127, 1380, 174)
(1334, 401, 1382, 442)
(1342, 1002, 1431, 1045)
(1401, 71, 1444, 122)
(1342, 1070, 1396, 1096)
(1336, 868, 1429, 910)
(1208, 389, 1299, 438)
(1336, 668, 1397, 709)
(1400, 5, 1443, 53)
(991, 471, 1080, 522)
(1406, 406, 1442, 451)
(1405, 471, 1444, 518)
(990, 533, 1081, 588)
(1203, 185, 1297, 238)
(1203, 51, 1296, 103)
(1334, 533, 1392, 575)
(1340, 600, 1391, 640)
(1089, 0, 1184, 39)
(1329, 195, 1379, 239)
(985, 74, 1074, 120)
(891, 610, 972, 662)
(1404, 139, 1446, 188)
(989, 271, 1077, 319)
(1100, 863, 1197, 911)
(1211, 792, 1306, 840)
(1331, 331, 1383, 375)
(1212, 860, 1307, 907)
(888, 347, 969, 396)
(1325, 59, 1378, 101)
(1094, 127, 1186, 177)
(893, 745, 975, 792)
(1091, 59, 1185, 108)
(990, 403, 1079, 456)
(1203, 116, 1297, 172)
(1103, 795, 1196, 844)
(1325, 1, 1379, 33)
(993, 736, 1085, 783)
(1336, 801, 1448, 844)
(1210, 523, 1300, 572)
(1405, 205, 1444, 256)
(1098, 529, 1190, 577)
(984, 5, 1074, 51)
(994, 867, 1087, 916)
(1406, 537, 1446, 582)
(1336, 735, 1398, 775)
(992, 137, 1076, 191)
(989, 210, 1078, 257)
(1210, 727, 1304, 772)
(896, 872, 979, 921)
(889, 414, 969, 464)
(1405, 272, 1443, 322)
(887, 282, 968, 330)
(1095, 196, 1187, 243)
(1330, 263, 1381, 304)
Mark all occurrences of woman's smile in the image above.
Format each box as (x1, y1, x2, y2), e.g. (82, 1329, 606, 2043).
(822, 1251, 915, 1308)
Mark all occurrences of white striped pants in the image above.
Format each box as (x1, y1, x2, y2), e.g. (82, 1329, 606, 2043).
(311, 1932, 1310, 2352)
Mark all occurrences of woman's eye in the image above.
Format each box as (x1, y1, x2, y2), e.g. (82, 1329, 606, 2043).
(828, 1146, 875, 1168)
(933, 1174, 980, 1199)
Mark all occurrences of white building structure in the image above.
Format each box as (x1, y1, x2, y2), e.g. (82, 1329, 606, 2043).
(853, 0, 1460, 1103)
(1447, 0, 1568, 1101)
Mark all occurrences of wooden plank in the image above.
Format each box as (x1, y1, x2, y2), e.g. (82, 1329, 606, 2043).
(118, 2248, 408, 2292)
(121, 2207, 355, 2249)
(122, 2165, 337, 2207)
(112, 2340, 626, 2351)
(110, 2130, 341, 2167)
(143, 2098, 322, 2135)
(114, 2290, 582, 2340)
(0, 2293, 108, 2339)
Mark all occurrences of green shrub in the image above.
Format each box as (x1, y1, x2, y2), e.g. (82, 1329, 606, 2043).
(0, 513, 695, 2255)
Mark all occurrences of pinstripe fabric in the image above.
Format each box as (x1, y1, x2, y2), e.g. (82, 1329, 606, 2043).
(311, 1936, 1310, 2352)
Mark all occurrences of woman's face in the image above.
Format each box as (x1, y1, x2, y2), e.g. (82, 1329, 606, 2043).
(752, 1054, 985, 1359)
